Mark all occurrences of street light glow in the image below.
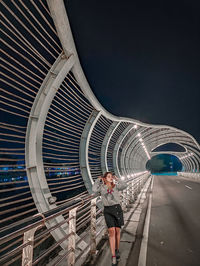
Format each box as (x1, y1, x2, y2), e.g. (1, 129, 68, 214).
(180, 152, 194, 160)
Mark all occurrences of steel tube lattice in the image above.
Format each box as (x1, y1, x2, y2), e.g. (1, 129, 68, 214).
(0, 0, 200, 265)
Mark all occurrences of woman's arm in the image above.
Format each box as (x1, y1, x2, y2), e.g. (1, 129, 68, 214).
(92, 178, 102, 193)
(115, 176, 128, 191)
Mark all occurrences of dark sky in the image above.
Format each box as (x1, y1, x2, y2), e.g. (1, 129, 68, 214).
(66, 0, 200, 143)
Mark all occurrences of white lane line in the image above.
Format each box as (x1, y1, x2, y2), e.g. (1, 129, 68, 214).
(176, 180, 180, 183)
(185, 185, 192, 190)
(138, 176, 154, 266)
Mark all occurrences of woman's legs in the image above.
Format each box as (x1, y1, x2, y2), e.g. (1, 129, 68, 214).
(108, 227, 121, 254)
(108, 227, 116, 256)
(115, 227, 121, 250)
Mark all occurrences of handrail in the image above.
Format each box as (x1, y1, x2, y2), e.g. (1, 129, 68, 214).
(177, 172, 200, 179)
(0, 195, 91, 244)
(0, 174, 139, 244)
(0, 173, 150, 266)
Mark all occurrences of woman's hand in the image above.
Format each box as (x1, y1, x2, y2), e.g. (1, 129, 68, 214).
(113, 175, 118, 180)
(98, 176, 104, 182)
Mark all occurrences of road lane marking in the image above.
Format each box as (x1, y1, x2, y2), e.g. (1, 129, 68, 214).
(138, 176, 154, 266)
(176, 180, 180, 183)
(185, 185, 192, 190)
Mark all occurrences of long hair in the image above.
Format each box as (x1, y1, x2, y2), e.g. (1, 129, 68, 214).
(102, 171, 115, 189)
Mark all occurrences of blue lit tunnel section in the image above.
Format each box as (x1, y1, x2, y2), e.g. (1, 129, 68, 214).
(146, 154, 183, 174)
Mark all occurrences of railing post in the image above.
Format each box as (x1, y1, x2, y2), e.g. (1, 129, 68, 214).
(139, 176, 142, 192)
(68, 207, 78, 266)
(90, 198, 97, 258)
(134, 178, 138, 199)
(127, 184, 131, 204)
(122, 189, 127, 212)
(144, 175, 146, 187)
(131, 181, 135, 202)
(22, 226, 38, 266)
(121, 191, 124, 210)
(137, 177, 140, 194)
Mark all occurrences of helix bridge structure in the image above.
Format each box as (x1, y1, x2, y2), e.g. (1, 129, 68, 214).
(0, 1, 200, 265)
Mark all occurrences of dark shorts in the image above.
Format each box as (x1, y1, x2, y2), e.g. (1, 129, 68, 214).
(103, 204, 124, 228)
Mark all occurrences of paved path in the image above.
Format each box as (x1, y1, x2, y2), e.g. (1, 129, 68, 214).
(146, 175, 200, 266)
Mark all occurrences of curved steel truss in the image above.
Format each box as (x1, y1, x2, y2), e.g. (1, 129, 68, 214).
(0, 0, 199, 255)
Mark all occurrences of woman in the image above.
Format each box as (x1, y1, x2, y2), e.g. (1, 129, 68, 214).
(92, 172, 128, 266)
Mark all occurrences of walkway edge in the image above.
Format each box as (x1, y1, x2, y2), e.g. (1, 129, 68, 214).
(138, 175, 154, 266)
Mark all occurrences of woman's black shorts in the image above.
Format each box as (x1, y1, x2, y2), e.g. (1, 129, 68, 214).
(103, 204, 124, 228)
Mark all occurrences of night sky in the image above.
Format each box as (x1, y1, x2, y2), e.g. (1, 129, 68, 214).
(66, 0, 200, 143)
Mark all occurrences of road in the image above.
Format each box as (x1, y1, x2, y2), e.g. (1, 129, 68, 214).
(146, 175, 200, 266)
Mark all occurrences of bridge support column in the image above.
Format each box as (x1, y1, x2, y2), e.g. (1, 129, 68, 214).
(90, 198, 97, 258)
(68, 207, 78, 266)
(120, 127, 145, 177)
(113, 124, 134, 177)
(25, 53, 79, 249)
(79, 110, 101, 193)
(22, 226, 39, 266)
(101, 121, 119, 174)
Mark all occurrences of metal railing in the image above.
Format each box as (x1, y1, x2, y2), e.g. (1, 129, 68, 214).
(0, 172, 150, 266)
(0, 1, 199, 265)
(177, 171, 200, 180)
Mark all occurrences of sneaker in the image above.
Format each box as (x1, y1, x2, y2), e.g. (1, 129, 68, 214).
(115, 249, 120, 261)
(112, 255, 117, 266)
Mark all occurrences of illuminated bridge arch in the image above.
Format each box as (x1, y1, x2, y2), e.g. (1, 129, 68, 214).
(0, 0, 200, 262)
